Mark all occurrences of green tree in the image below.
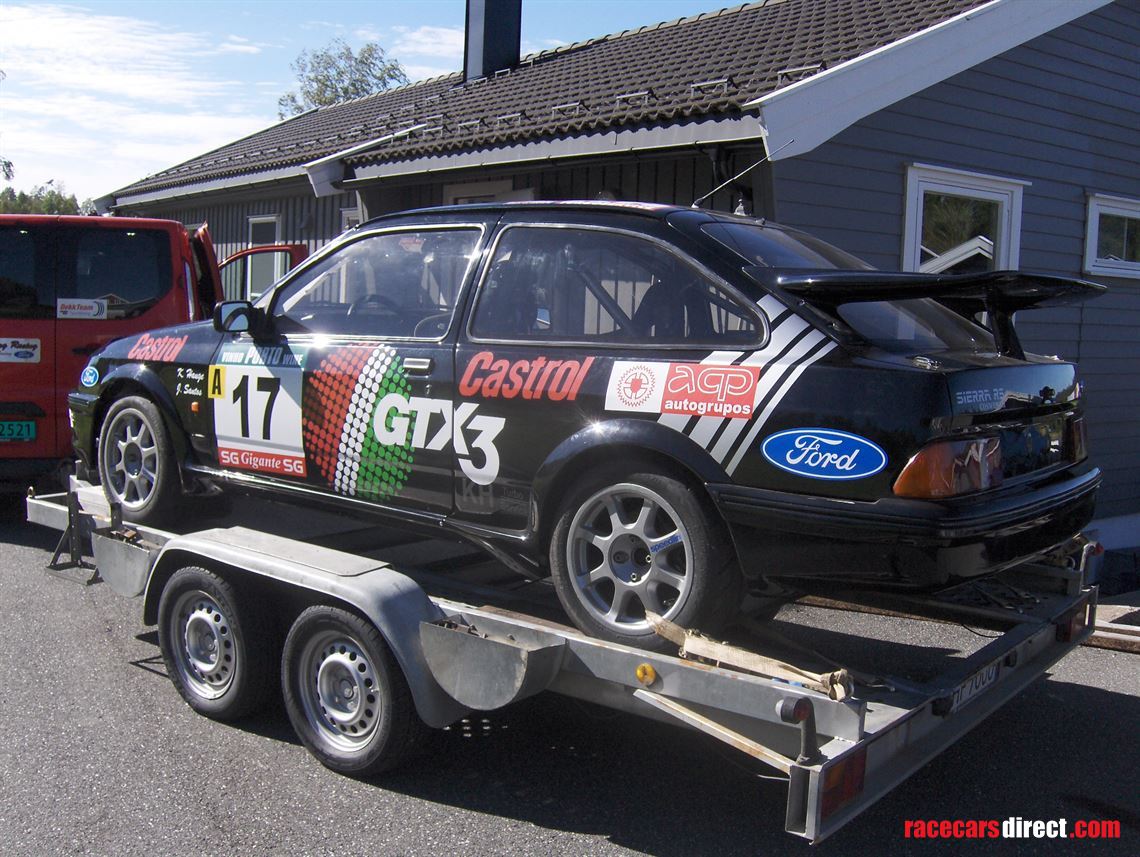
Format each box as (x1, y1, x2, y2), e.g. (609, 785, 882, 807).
(1, 69, 12, 181)
(0, 182, 84, 214)
(278, 38, 407, 119)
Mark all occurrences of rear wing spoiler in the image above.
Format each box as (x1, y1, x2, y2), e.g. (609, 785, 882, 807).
(752, 269, 1107, 359)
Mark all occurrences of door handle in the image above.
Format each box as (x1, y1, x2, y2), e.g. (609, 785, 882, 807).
(72, 344, 100, 356)
(403, 357, 434, 375)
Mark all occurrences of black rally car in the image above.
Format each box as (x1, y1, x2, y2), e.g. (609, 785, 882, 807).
(69, 202, 1103, 647)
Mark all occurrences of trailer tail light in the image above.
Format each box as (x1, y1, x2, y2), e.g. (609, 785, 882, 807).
(1068, 416, 1088, 462)
(893, 437, 1003, 498)
(820, 746, 867, 821)
(1055, 596, 1091, 643)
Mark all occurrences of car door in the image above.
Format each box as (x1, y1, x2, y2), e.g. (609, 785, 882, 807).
(208, 223, 487, 517)
(458, 217, 766, 530)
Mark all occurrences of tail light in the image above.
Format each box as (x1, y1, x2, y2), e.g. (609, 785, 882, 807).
(1068, 416, 1088, 462)
(893, 436, 1003, 498)
(820, 747, 867, 821)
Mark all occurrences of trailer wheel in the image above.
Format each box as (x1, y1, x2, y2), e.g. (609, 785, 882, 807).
(157, 566, 274, 721)
(98, 395, 180, 526)
(282, 606, 427, 777)
(549, 465, 741, 651)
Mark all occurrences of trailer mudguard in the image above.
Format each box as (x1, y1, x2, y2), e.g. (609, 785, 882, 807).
(144, 526, 469, 728)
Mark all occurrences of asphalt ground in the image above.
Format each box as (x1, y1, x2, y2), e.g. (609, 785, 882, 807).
(1, 491, 1137, 856)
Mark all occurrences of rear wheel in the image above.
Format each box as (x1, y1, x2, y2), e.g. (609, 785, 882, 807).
(157, 566, 275, 721)
(97, 395, 180, 526)
(282, 606, 427, 777)
(549, 465, 741, 651)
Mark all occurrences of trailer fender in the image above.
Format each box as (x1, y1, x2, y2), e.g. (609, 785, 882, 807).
(144, 527, 468, 728)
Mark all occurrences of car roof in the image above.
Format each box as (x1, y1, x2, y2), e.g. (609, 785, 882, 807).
(367, 199, 697, 224)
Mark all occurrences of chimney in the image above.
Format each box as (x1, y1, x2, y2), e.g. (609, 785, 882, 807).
(464, 0, 522, 81)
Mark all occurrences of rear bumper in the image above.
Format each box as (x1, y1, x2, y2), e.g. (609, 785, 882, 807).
(708, 465, 1101, 590)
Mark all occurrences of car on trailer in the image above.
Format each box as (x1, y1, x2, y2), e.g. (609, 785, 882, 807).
(65, 201, 1104, 648)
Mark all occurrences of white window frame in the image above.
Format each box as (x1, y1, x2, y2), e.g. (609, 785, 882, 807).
(1084, 193, 1140, 280)
(247, 215, 282, 301)
(442, 179, 535, 205)
(903, 164, 1028, 273)
(340, 207, 362, 232)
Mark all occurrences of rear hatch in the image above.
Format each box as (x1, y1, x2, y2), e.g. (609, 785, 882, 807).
(770, 269, 1104, 489)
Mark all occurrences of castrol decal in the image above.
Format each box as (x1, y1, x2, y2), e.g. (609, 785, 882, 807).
(128, 332, 188, 362)
(459, 351, 593, 401)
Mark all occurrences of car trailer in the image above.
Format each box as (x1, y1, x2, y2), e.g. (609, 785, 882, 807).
(26, 479, 1098, 843)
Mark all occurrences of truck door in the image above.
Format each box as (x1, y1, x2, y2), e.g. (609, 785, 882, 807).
(0, 221, 56, 464)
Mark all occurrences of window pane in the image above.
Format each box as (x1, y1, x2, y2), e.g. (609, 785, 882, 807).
(920, 192, 999, 273)
(702, 222, 870, 269)
(0, 227, 51, 319)
(69, 227, 172, 318)
(471, 227, 759, 344)
(248, 219, 279, 299)
(1097, 213, 1140, 263)
(272, 229, 479, 337)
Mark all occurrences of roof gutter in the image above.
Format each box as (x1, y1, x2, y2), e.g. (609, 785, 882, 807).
(340, 115, 766, 185)
(303, 125, 428, 196)
(747, 0, 1113, 160)
(104, 165, 309, 211)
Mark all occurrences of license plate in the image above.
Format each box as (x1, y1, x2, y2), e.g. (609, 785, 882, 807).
(951, 659, 1001, 713)
(0, 420, 36, 441)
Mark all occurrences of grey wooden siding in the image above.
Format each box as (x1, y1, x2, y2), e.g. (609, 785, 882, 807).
(770, 0, 1140, 518)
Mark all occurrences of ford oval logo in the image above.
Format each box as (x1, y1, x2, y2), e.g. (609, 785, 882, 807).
(15, 350, 35, 359)
(761, 429, 887, 481)
(80, 366, 100, 388)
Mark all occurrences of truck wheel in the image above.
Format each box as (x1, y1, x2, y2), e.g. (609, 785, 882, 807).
(549, 466, 741, 651)
(157, 566, 274, 721)
(98, 395, 180, 526)
(282, 606, 427, 777)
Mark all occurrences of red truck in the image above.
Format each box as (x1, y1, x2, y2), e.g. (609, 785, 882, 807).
(0, 214, 306, 489)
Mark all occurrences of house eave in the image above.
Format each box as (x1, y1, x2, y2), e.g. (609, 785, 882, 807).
(107, 165, 310, 210)
(340, 115, 766, 185)
(748, 0, 1113, 160)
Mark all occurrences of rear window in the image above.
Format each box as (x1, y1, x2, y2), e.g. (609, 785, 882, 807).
(63, 227, 173, 318)
(0, 226, 51, 319)
(702, 222, 871, 269)
(836, 298, 996, 353)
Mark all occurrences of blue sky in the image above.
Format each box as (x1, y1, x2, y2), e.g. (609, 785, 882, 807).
(0, 0, 735, 202)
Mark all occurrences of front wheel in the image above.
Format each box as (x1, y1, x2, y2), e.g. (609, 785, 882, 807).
(97, 395, 180, 526)
(157, 566, 275, 721)
(549, 465, 742, 651)
(281, 606, 428, 777)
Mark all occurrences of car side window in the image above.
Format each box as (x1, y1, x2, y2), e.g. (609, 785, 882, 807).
(470, 226, 760, 344)
(271, 228, 479, 337)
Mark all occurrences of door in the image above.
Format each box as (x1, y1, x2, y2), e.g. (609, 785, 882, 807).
(0, 221, 55, 460)
(208, 225, 484, 516)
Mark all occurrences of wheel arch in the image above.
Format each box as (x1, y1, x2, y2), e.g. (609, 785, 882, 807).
(144, 540, 468, 729)
(94, 365, 192, 474)
(532, 418, 732, 548)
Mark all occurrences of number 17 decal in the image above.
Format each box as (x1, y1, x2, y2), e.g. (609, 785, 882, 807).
(209, 363, 306, 477)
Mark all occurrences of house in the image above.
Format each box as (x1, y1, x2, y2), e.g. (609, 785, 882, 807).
(98, 0, 1140, 530)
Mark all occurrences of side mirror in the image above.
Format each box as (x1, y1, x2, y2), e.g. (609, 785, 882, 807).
(213, 300, 259, 334)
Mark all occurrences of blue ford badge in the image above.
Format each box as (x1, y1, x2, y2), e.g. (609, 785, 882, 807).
(762, 429, 887, 480)
(80, 366, 100, 387)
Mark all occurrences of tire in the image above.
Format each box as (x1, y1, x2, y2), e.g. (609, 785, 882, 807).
(157, 566, 275, 721)
(281, 606, 428, 777)
(97, 395, 181, 526)
(549, 464, 742, 651)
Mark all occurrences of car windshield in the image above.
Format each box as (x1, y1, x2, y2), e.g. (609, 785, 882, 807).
(703, 220, 995, 353)
(835, 298, 996, 353)
(702, 221, 872, 269)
